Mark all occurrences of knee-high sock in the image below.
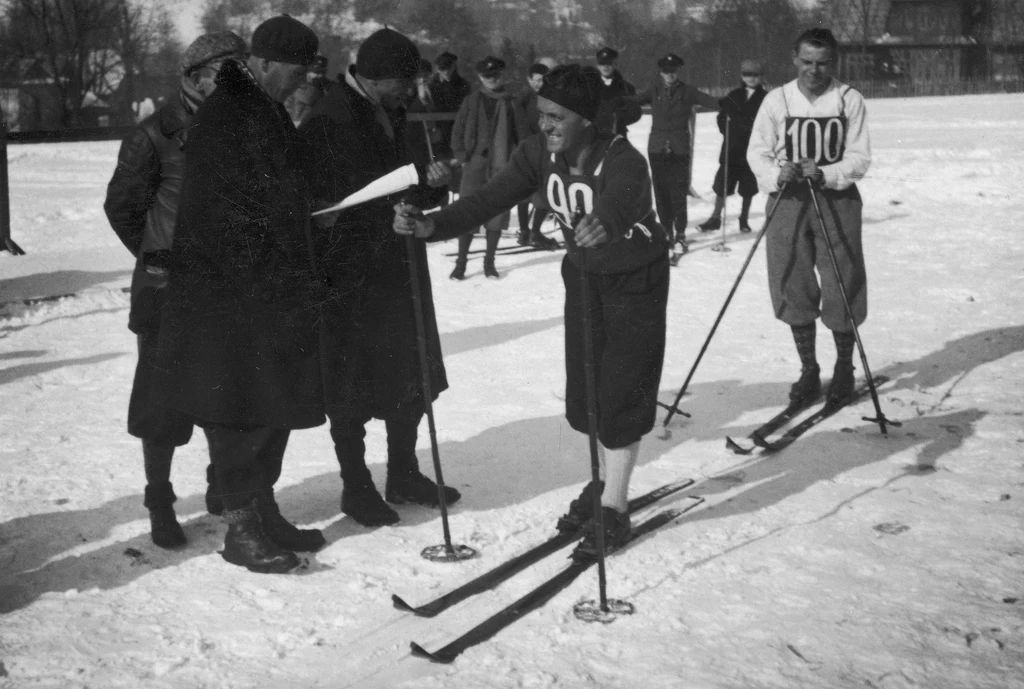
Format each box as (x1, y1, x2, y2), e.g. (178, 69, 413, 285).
(739, 195, 753, 223)
(791, 322, 818, 370)
(456, 232, 473, 262)
(600, 441, 639, 512)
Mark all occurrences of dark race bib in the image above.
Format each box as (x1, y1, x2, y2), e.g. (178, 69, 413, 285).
(545, 170, 594, 228)
(784, 116, 847, 165)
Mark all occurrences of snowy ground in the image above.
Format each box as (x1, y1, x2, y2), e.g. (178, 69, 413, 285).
(1, 95, 1022, 689)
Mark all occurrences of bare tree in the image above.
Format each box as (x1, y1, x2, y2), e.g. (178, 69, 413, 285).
(2, 0, 179, 127)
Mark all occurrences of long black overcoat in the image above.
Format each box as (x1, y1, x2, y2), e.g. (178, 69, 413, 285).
(299, 75, 448, 422)
(155, 60, 325, 430)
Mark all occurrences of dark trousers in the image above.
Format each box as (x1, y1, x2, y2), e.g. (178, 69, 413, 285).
(517, 202, 547, 236)
(649, 152, 691, 242)
(562, 255, 670, 448)
(329, 414, 421, 488)
(204, 426, 290, 511)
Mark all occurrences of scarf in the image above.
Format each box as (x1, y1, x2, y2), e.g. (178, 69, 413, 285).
(346, 67, 396, 140)
(480, 85, 516, 178)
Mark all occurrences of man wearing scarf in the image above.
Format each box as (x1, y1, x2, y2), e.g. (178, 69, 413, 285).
(394, 65, 671, 561)
(155, 16, 326, 574)
(448, 56, 532, 279)
(104, 31, 246, 551)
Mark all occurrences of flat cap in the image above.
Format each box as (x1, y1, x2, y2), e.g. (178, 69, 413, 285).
(596, 47, 619, 65)
(251, 15, 318, 66)
(180, 31, 246, 75)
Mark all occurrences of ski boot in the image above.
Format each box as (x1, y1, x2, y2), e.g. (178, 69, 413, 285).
(827, 362, 856, 407)
(572, 506, 631, 563)
(697, 216, 721, 232)
(738, 219, 753, 233)
(221, 503, 301, 574)
(556, 480, 604, 532)
(789, 364, 821, 406)
(530, 231, 559, 250)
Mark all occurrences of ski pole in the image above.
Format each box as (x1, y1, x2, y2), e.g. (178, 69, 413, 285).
(662, 182, 791, 426)
(575, 212, 609, 612)
(805, 178, 899, 435)
(712, 114, 731, 253)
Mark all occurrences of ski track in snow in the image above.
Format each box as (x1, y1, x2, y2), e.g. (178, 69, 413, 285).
(1, 94, 1022, 688)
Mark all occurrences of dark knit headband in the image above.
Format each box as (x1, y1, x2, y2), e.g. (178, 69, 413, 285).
(537, 82, 598, 122)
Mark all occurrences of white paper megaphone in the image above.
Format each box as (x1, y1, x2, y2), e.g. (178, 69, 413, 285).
(311, 163, 419, 216)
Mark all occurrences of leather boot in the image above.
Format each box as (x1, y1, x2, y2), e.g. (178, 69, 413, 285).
(143, 481, 186, 549)
(341, 482, 400, 526)
(556, 480, 605, 532)
(255, 492, 325, 552)
(221, 503, 300, 574)
(385, 469, 461, 507)
(572, 506, 631, 563)
(205, 463, 224, 516)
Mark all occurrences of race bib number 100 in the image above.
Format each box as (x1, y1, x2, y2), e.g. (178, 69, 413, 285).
(784, 116, 846, 165)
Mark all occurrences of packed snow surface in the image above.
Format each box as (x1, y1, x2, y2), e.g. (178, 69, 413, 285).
(1, 94, 1022, 688)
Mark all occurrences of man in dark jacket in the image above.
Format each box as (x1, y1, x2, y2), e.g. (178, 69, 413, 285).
(156, 16, 325, 574)
(697, 59, 767, 234)
(104, 31, 247, 550)
(594, 47, 637, 137)
(299, 28, 459, 528)
(633, 53, 719, 255)
(448, 56, 533, 279)
(429, 51, 471, 164)
(514, 62, 558, 249)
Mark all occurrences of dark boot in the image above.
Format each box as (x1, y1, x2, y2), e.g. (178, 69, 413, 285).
(738, 195, 753, 233)
(789, 364, 822, 406)
(341, 482, 400, 526)
(483, 230, 501, 278)
(827, 330, 857, 405)
(205, 463, 223, 516)
(572, 506, 631, 563)
(451, 233, 472, 280)
(221, 503, 300, 574)
(386, 469, 461, 507)
(144, 481, 186, 549)
(698, 196, 724, 232)
(255, 492, 325, 552)
(556, 480, 605, 532)
(530, 231, 559, 250)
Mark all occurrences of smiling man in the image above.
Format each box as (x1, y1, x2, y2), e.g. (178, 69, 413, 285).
(747, 28, 872, 410)
(392, 65, 669, 561)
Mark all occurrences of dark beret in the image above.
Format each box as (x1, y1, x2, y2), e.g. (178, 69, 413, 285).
(250, 15, 318, 66)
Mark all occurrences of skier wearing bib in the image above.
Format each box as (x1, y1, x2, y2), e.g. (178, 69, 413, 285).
(746, 28, 871, 407)
(392, 64, 669, 559)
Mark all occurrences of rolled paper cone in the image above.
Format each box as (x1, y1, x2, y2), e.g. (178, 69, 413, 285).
(312, 163, 419, 216)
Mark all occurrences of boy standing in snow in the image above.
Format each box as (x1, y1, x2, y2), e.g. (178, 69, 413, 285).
(104, 31, 246, 550)
(697, 59, 767, 234)
(393, 65, 671, 560)
(746, 28, 871, 407)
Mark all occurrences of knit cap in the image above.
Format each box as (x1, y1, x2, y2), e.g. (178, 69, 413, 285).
(356, 28, 420, 80)
(251, 15, 318, 66)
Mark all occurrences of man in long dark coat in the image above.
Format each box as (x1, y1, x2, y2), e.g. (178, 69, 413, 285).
(593, 47, 637, 137)
(156, 16, 325, 573)
(299, 28, 459, 527)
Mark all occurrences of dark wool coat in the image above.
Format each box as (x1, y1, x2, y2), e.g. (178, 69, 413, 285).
(155, 60, 325, 430)
(299, 74, 448, 422)
(717, 84, 767, 167)
(594, 70, 638, 136)
(634, 79, 719, 155)
(451, 88, 532, 197)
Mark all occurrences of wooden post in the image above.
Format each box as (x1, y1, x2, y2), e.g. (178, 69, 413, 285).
(1, 114, 26, 255)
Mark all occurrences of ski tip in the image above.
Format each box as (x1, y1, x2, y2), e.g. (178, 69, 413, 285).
(725, 436, 753, 455)
(392, 594, 415, 613)
(410, 641, 455, 664)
